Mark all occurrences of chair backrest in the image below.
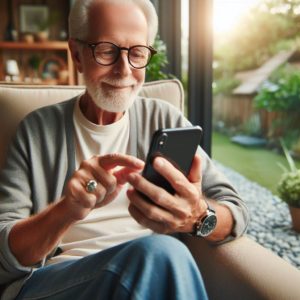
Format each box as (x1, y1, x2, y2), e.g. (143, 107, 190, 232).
(0, 79, 184, 168)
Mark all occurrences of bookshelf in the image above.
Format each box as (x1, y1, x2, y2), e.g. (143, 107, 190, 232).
(0, 41, 75, 85)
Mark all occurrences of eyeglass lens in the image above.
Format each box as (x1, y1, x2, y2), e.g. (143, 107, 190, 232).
(93, 43, 152, 68)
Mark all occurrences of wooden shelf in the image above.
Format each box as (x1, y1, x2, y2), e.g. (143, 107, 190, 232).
(0, 41, 69, 50)
(0, 41, 76, 85)
(0, 0, 73, 85)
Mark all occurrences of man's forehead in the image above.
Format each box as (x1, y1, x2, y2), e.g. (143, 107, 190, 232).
(88, 1, 148, 42)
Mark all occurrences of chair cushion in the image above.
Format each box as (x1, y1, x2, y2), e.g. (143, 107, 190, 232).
(0, 79, 184, 168)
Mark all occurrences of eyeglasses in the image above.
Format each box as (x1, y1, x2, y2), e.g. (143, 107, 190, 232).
(76, 39, 157, 69)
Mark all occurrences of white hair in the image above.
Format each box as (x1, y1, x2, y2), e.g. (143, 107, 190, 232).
(69, 0, 158, 45)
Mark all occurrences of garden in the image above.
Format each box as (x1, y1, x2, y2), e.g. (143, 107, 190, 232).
(212, 0, 300, 206)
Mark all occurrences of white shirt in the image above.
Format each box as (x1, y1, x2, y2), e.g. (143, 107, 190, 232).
(46, 98, 152, 265)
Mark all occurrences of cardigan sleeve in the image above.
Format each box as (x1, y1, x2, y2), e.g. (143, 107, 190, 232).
(0, 123, 35, 284)
(197, 146, 249, 241)
(0, 100, 73, 286)
(134, 98, 249, 241)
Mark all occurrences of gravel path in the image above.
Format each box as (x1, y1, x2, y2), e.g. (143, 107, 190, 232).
(215, 161, 300, 269)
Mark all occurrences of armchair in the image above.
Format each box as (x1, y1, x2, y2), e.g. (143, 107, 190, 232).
(0, 80, 300, 299)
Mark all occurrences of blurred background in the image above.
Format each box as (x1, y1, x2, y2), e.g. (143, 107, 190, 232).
(0, 0, 300, 194)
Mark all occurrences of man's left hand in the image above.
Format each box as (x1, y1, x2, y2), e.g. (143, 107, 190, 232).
(126, 155, 208, 234)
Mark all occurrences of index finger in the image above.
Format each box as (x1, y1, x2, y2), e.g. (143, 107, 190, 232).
(99, 153, 144, 170)
(152, 156, 199, 198)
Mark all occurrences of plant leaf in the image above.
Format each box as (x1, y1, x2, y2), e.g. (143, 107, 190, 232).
(277, 161, 288, 173)
(280, 138, 297, 172)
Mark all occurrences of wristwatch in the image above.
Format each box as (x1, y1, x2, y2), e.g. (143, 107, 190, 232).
(192, 202, 217, 237)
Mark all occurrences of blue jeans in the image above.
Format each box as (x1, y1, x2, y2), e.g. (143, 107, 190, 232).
(16, 235, 208, 300)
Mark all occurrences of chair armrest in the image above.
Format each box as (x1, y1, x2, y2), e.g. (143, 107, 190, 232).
(182, 235, 300, 300)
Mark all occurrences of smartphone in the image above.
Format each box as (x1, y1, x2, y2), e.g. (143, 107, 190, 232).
(142, 126, 202, 195)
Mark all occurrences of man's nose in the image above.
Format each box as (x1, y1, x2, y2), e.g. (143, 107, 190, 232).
(113, 51, 132, 76)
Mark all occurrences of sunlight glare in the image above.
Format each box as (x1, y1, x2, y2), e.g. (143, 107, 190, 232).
(214, 0, 261, 34)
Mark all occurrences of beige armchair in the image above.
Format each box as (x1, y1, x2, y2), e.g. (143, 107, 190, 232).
(0, 80, 300, 299)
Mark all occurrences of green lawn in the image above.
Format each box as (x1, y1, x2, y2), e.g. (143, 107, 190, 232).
(212, 132, 300, 195)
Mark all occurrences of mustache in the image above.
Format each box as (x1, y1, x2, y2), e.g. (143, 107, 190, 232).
(102, 77, 138, 87)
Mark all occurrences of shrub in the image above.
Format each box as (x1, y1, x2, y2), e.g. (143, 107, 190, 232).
(146, 37, 171, 82)
(278, 171, 300, 206)
(254, 65, 300, 112)
(254, 64, 300, 147)
(277, 140, 300, 207)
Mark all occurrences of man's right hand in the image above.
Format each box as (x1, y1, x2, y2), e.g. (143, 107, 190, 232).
(62, 153, 144, 221)
(9, 153, 144, 266)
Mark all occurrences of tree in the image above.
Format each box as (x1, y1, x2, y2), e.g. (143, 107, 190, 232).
(214, 0, 300, 91)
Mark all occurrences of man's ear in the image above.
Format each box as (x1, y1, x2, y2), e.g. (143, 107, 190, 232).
(68, 39, 83, 73)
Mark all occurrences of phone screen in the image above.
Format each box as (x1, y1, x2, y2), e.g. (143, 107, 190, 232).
(142, 126, 202, 194)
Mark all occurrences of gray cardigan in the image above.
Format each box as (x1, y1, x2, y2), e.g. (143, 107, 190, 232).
(0, 97, 249, 299)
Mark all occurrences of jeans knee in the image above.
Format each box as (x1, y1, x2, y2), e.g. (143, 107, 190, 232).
(122, 235, 202, 291)
(130, 234, 192, 263)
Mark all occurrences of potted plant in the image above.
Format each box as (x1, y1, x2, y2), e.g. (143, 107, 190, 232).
(35, 22, 50, 42)
(277, 139, 300, 232)
(35, 11, 60, 42)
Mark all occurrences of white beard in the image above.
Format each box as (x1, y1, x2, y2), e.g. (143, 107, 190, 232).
(84, 75, 143, 113)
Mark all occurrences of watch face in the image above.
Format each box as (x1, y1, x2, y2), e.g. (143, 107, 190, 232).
(199, 214, 217, 237)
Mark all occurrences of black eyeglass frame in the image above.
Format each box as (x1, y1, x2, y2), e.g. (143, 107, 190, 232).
(76, 39, 157, 69)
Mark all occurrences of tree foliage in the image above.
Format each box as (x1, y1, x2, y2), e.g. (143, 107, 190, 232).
(146, 37, 170, 82)
(254, 65, 300, 112)
(214, 0, 300, 76)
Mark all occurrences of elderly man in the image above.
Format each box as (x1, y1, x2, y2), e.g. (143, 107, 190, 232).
(0, 0, 249, 299)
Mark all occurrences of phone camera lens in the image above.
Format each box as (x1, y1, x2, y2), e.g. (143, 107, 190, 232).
(158, 133, 168, 149)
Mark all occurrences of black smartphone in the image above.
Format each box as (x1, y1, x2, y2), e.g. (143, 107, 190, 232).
(142, 126, 202, 195)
